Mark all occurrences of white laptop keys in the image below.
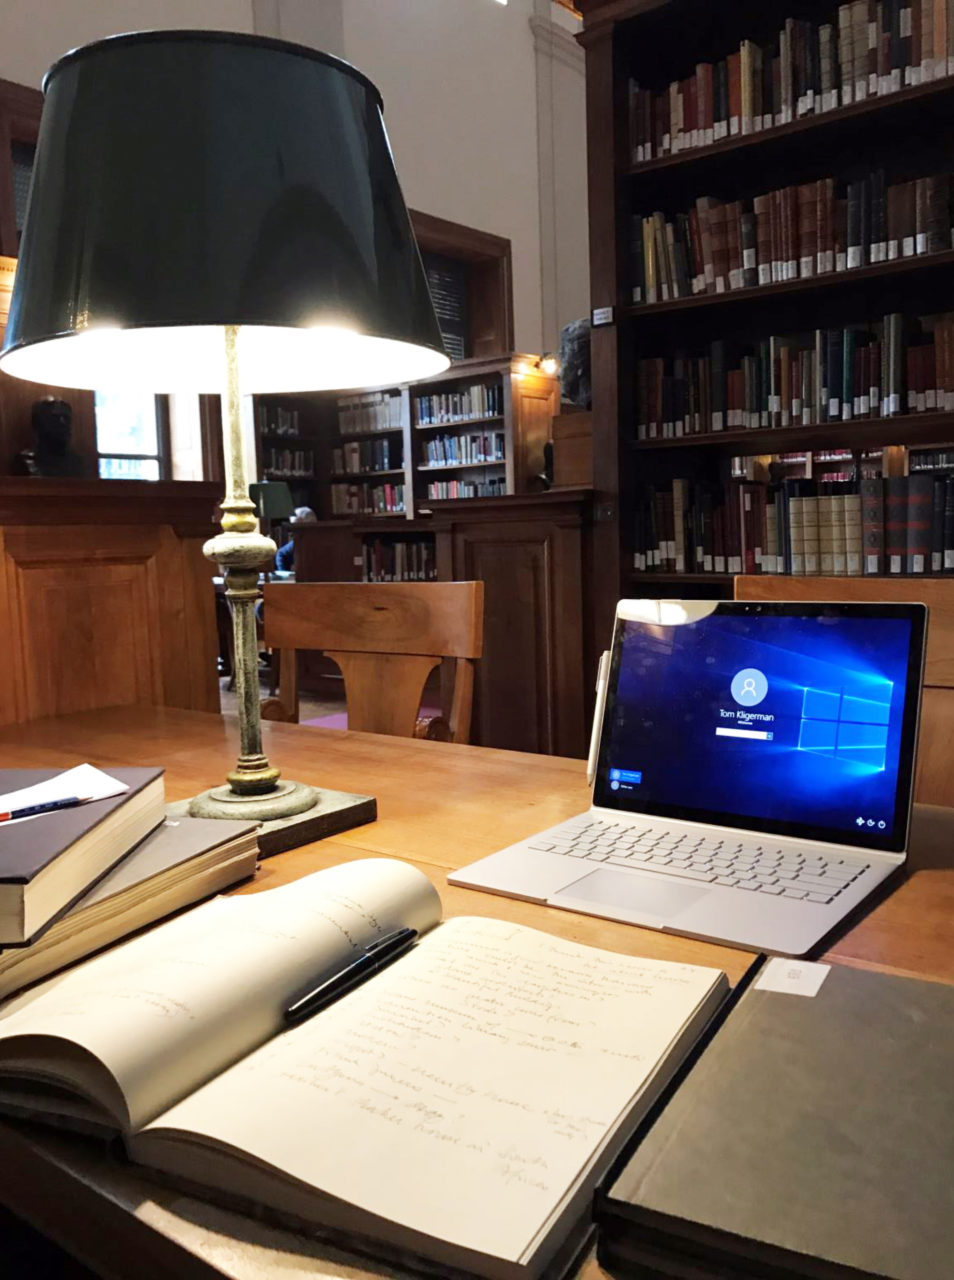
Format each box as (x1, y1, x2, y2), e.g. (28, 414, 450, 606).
(450, 599, 928, 957)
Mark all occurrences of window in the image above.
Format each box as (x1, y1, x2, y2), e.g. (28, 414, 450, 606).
(421, 251, 469, 362)
(797, 684, 892, 770)
(95, 390, 167, 480)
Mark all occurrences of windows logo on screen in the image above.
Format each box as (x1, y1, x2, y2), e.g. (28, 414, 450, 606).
(797, 683, 892, 771)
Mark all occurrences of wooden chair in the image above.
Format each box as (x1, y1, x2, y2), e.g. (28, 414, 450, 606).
(260, 581, 484, 743)
(735, 576, 954, 808)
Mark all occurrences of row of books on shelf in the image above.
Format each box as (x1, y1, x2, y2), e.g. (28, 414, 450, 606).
(413, 382, 503, 426)
(627, 3, 954, 167)
(422, 431, 505, 466)
(426, 477, 506, 500)
(263, 448, 313, 477)
(331, 438, 398, 475)
(362, 538, 437, 582)
(338, 390, 402, 435)
(254, 404, 302, 437)
(635, 314, 954, 439)
(635, 472, 954, 577)
(330, 481, 405, 516)
(631, 172, 952, 304)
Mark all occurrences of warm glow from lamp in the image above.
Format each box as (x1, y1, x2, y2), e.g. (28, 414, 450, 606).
(0, 324, 449, 394)
(539, 353, 560, 377)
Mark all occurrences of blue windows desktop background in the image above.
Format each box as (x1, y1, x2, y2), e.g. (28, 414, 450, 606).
(598, 613, 915, 842)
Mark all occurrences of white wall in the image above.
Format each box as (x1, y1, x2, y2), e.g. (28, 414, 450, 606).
(342, 0, 544, 353)
(0, 1, 254, 87)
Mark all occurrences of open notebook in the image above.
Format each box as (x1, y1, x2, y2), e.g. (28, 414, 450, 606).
(0, 859, 728, 1280)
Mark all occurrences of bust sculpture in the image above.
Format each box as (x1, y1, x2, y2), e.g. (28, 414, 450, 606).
(13, 397, 90, 477)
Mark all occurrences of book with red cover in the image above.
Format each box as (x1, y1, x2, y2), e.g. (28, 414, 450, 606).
(884, 477, 908, 574)
(906, 472, 935, 573)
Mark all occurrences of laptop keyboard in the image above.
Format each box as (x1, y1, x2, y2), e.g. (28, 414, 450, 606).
(528, 817, 871, 904)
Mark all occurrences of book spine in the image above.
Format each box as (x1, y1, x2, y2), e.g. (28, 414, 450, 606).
(885, 476, 908, 574)
(861, 477, 886, 573)
(906, 472, 935, 572)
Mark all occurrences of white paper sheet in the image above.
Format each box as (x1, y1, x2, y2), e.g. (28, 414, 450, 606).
(0, 765, 129, 826)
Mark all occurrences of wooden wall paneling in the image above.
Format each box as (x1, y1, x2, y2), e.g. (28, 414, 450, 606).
(293, 523, 363, 583)
(156, 524, 220, 714)
(450, 511, 586, 757)
(510, 365, 560, 494)
(0, 481, 222, 726)
(2, 525, 164, 723)
(0, 527, 25, 723)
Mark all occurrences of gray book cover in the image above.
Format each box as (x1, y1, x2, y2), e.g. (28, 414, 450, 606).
(601, 964, 954, 1280)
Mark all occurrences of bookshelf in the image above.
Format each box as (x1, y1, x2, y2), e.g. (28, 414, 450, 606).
(331, 355, 558, 519)
(408, 355, 557, 510)
(579, 0, 954, 614)
(253, 394, 336, 513)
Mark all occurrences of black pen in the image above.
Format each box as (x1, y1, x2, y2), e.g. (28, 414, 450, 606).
(283, 927, 419, 1025)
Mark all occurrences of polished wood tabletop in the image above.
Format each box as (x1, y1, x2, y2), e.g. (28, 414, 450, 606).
(1, 706, 952, 1280)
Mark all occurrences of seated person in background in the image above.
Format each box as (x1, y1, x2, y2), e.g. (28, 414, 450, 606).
(274, 506, 317, 573)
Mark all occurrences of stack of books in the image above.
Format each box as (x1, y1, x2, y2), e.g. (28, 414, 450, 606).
(632, 172, 953, 303)
(0, 765, 258, 1003)
(628, 4, 954, 166)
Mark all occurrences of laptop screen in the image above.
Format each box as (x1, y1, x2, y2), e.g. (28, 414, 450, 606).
(593, 601, 927, 853)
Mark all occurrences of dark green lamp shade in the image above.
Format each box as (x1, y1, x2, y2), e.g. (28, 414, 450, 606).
(0, 31, 448, 393)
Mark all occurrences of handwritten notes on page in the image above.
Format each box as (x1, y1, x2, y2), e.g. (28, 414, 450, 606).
(0, 859, 440, 1130)
(141, 917, 724, 1264)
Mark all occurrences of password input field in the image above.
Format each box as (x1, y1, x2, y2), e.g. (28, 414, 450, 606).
(715, 727, 771, 740)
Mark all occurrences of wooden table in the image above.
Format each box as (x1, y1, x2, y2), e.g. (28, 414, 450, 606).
(0, 706, 952, 1280)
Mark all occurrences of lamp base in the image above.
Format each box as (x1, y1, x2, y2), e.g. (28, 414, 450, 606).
(176, 783, 377, 857)
(188, 778, 318, 822)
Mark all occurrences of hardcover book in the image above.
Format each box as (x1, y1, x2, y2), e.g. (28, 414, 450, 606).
(0, 767, 164, 946)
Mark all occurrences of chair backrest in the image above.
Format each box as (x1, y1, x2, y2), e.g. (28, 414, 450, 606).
(262, 581, 484, 742)
(735, 575, 954, 807)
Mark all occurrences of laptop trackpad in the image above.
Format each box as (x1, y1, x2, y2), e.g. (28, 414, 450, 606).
(550, 869, 709, 922)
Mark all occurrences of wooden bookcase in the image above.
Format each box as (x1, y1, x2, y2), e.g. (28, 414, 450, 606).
(579, 0, 954, 618)
(253, 393, 337, 514)
(409, 354, 558, 513)
(328, 354, 558, 521)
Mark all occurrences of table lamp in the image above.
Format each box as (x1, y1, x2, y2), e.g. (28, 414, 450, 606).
(0, 31, 449, 837)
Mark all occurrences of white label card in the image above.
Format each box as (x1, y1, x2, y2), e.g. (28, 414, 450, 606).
(755, 957, 831, 997)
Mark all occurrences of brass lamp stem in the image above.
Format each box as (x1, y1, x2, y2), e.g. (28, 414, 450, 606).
(189, 325, 317, 821)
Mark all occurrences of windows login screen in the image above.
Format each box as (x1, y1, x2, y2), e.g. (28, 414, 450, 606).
(595, 609, 919, 849)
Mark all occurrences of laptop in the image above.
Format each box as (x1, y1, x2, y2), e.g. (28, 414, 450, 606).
(449, 599, 928, 956)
